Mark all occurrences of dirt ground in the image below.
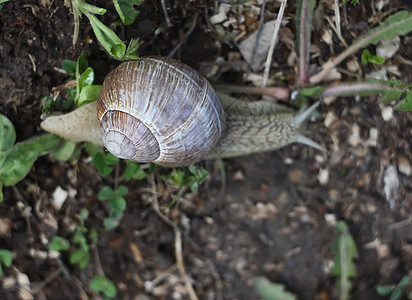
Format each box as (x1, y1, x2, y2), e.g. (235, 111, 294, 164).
(0, 0, 411, 299)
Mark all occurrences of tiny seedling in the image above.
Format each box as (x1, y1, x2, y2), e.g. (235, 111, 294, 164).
(123, 161, 149, 180)
(376, 272, 412, 300)
(90, 275, 117, 298)
(361, 50, 386, 65)
(98, 185, 128, 230)
(49, 236, 71, 251)
(254, 277, 297, 300)
(166, 165, 209, 195)
(0, 249, 13, 276)
(342, 0, 360, 4)
(68, 0, 140, 59)
(330, 221, 358, 300)
(113, 0, 143, 25)
(92, 152, 120, 176)
(50, 208, 97, 269)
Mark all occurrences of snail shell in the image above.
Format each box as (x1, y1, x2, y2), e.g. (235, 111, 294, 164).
(97, 57, 225, 166)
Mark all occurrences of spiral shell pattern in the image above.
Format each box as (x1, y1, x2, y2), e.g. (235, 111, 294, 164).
(97, 57, 225, 166)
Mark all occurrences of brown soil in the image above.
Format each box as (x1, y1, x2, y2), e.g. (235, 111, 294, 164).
(0, 1, 411, 299)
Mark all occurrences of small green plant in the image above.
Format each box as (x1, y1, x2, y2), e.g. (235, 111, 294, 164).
(123, 161, 150, 180)
(50, 210, 117, 297)
(167, 165, 209, 195)
(254, 277, 297, 300)
(90, 275, 117, 298)
(113, 0, 143, 25)
(50, 208, 97, 269)
(92, 152, 120, 176)
(376, 272, 412, 300)
(49, 236, 71, 251)
(342, 0, 360, 4)
(0, 113, 61, 201)
(0, 249, 13, 276)
(98, 185, 128, 230)
(361, 49, 386, 65)
(68, 0, 140, 59)
(330, 221, 358, 300)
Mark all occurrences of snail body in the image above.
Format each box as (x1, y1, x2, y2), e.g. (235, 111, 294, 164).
(41, 57, 322, 166)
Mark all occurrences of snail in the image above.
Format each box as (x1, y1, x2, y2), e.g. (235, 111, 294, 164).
(41, 56, 323, 166)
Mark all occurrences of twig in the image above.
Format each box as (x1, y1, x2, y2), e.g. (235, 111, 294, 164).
(150, 264, 178, 287)
(334, 0, 342, 40)
(31, 267, 63, 294)
(174, 229, 198, 300)
(148, 175, 199, 300)
(160, 0, 172, 27)
(168, 13, 198, 58)
(215, 84, 290, 101)
(93, 246, 105, 276)
(262, 0, 288, 87)
(325, 16, 348, 48)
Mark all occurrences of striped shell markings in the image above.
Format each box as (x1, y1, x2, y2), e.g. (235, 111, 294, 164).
(97, 57, 225, 166)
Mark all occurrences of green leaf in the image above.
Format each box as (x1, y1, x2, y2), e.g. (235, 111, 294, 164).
(62, 60, 77, 74)
(187, 166, 208, 194)
(88, 228, 98, 244)
(123, 38, 141, 60)
(343, 0, 360, 4)
(75, 0, 107, 15)
(92, 153, 114, 176)
(51, 140, 76, 161)
(109, 197, 126, 211)
(70, 248, 90, 269)
(85, 13, 126, 59)
(123, 161, 148, 180)
(111, 43, 127, 59)
(390, 288, 403, 300)
(113, 0, 142, 25)
(76, 52, 89, 76)
(78, 85, 101, 106)
(394, 91, 412, 111)
(98, 186, 115, 201)
(79, 208, 89, 220)
(0, 134, 61, 187)
(98, 187, 114, 201)
(90, 275, 117, 298)
(0, 249, 13, 267)
(361, 49, 386, 65)
(79, 67, 95, 87)
(330, 221, 358, 300)
(116, 185, 128, 197)
(376, 285, 394, 296)
(0, 114, 16, 151)
(49, 236, 71, 251)
(83, 142, 102, 157)
(41, 94, 55, 115)
(254, 277, 297, 300)
(104, 217, 119, 230)
(73, 231, 88, 249)
(353, 11, 412, 47)
(105, 153, 120, 165)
